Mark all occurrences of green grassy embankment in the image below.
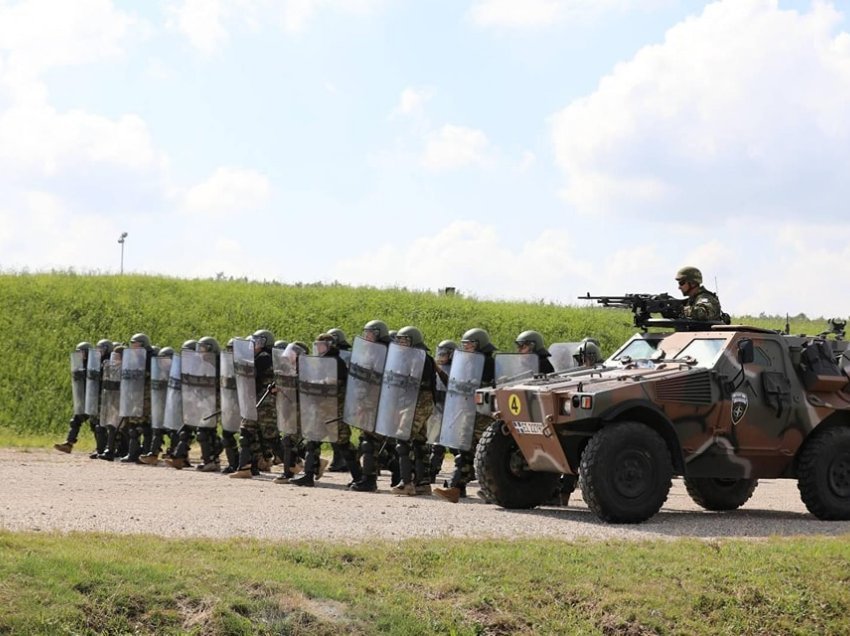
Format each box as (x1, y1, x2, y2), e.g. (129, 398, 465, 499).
(0, 272, 822, 438)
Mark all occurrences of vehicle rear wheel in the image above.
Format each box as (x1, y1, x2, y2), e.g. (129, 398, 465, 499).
(798, 427, 850, 520)
(684, 477, 758, 511)
(580, 421, 672, 524)
(474, 421, 560, 509)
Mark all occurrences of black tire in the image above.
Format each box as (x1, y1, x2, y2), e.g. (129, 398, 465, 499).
(474, 421, 560, 509)
(684, 477, 758, 511)
(798, 427, 850, 520)
(580, 421, 672, 524)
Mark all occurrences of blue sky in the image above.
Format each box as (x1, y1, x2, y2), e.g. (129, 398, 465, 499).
(1, 0, 848, 319)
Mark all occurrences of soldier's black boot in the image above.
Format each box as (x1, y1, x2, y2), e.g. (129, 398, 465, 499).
(140, 424, 153, 454)
(429, 444, 446, 483)
(291, 453, 316, 487)
(329, 443, 347, 472)
(396, 440, 413, 487)
(120, 430, 142, 463)
(344, 447, 362, 485)
(413, 442, 429, 490)
(223, 446, 239, 474)
(98, 425, 117, 461)
(350, 474, 377, 492)
(94, 424, 107, 457)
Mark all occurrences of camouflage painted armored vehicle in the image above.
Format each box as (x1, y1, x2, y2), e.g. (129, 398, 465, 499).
(474, 309, 850, 524)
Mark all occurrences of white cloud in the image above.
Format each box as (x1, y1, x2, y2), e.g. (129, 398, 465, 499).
(421, 125, 494, 171)
(0, 0, 138, 76)
(468, 0, 667, 29)
(393, 86, 434, 117)
(165, 0, 261, 55)
(181, 167, 272, 217)
(280, 0, 387, 34)
(551, 0, 850, 220)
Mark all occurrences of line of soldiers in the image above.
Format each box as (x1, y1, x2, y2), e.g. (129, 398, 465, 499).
(56, 323, 602, 503)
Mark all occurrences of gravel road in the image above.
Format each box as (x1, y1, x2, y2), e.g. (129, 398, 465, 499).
(2, 448, 848, 542)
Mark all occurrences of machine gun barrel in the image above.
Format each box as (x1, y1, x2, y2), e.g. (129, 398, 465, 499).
(580, 292, 685, 329)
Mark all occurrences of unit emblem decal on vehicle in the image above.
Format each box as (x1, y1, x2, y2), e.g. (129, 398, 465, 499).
(731, 391, 748, 425)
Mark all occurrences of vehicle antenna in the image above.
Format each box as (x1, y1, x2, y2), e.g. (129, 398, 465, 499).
(785, 313, 790, 335)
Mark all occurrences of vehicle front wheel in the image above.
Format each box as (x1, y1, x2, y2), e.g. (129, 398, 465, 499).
(798, 427, 850, 520)
(474, 421, 560, 509)
(684, 477, 758, 511)
(580, 421, 673, 524)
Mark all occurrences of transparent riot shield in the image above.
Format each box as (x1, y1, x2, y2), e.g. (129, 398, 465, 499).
(494, 353, 539, 386)
(339, 349, 352, 368)
(272, 348, 299, 435)
(70, 350, 86, 416)
(99, 361, 122, 428)
(163, 354, 183, 432)
(375, 344, 426, 441)
(119, 347, 147, 418)
(181, 350, 218, 428)
(426, 363, 449, 444)
(233, 338, 257, 421)
(549, 342, 582, 372)
(438, 350, 485, 451)
(84, 348, 102, 416)
(150, 356, 171, 429)
(342, 336, 387, 433)
(298, 355, 339, 443)
(219, 351, 241, 433)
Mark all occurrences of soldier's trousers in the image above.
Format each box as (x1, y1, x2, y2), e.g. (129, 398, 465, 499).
(197, 427, 222, 464)
(358, 431, 384, 477)
(281, 432, 304, 477)
(173, 426, 196, 460)
(336, 423, 361, 483)
(448, 414, 492, 488)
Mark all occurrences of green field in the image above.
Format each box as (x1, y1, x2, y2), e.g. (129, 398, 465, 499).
(1, 531, 849, 635)
(0, 272, 826, 436)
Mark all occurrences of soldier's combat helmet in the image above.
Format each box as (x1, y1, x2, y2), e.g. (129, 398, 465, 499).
(197, 336, 221, 354)
(575, 341, 602, 366)
(461, 328, 493, 353)
(396, 326, 424, 348)
(225, 338, 235, 352)
(130, 333, 152, 349)
(363, 320, 389, 343)
(675, 266, 702, 286)
(388, 329, 398, 342)
(515, 330, 546, 353)
(96, 339, 113, 357)
(273, 340, 289, 350)
(327, 328, 350, 349)
(158, 346, 175, 358)
(75, 341, 94, 351)
(251, 329, 274, 350)
(181, 339, 198, 351)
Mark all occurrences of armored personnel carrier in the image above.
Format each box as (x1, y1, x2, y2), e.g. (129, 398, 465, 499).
(474, 308, 850, 523)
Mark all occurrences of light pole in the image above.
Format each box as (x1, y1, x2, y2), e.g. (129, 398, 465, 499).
(118, 232, 128, 274)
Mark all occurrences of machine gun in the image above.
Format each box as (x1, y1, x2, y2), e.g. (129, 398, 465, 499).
(579, 292, 732, 332)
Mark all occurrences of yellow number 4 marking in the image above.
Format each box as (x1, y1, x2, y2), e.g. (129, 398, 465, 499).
(508, 394, 521, 416)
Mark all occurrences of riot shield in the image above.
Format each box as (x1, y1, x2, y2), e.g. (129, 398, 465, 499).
(272, 348, 299, 435)
(150, 356, 171, 429)
(119, 347, 147, 418)
(84, 348, 102, 416)
(298, 355, 339, 443)
(219, 351, 241, 433)
(494, 353, 539, 386)
(549, 342, 582, 372)
(375, 344, 426, 441)
(233, 338, 257, 421)
(438, 350, 485, 451)
(163, 354, 183, 432)
(339, 349, 352, 368)
(99, 361, 122, 428)
(70, 351, 86, 416)
(182, 350, 218, 428)
(342, 336, 387, 433)
(426, 363, 449, 444)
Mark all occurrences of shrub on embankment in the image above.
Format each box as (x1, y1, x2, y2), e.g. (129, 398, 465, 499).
(0, 272, 821, 435)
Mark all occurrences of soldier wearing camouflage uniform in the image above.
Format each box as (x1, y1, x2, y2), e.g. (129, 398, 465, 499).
(676, 266, 723, 321)
(428, 339, 456, 483)
(326, 328, 351, 473)
(433, 327, 496, 503)
(350, 319, 395, 492)
(272, 341, 309, 484)
(389, 326, 437, 496)
(54, 339, 112, 457)
(139, 346, 175, 465)
(115, 333, 154, 463)
(230, 329, 276, 479)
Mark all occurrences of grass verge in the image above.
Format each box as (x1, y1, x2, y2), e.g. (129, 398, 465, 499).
(1, 531, 849, 635)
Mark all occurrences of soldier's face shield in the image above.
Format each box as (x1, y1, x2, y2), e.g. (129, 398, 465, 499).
(362, 328, 379, 343)
(110, 352, 123, 363)
(515, 340, 534, 353)
(315, 340, 332, 356)
(461, 340, 478, 352)
(435, 347, 454, 363)
(130, 341, 144, 349)
(251, 336, 266, 351)
(396, 335, 412, 347)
